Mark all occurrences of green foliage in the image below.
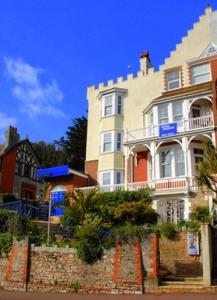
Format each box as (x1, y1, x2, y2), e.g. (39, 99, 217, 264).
(75, 223, 103, 263)
(0, 194, 17, 203)
(68, 281, 81, 292)
(176, 219, 199, 231)
(0, 209, 15, 233)
(111, 225, 152, 242)
(0, 233, 13, 255)
(192, 206, 211, 223)
(55, 116, 87, 171)
(32, 141, 66, 168)
(196, 140, 217, 193)
(160, 223, 176, 239)
(61, 188, 157, 263)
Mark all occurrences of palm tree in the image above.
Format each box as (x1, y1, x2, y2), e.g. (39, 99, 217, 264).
(197, 139, 217, 193)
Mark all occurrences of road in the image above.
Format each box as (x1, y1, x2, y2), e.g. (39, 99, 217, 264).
(0, 292, 217, 300)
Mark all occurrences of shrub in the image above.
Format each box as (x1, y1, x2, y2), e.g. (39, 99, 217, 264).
(0, 209, 15, 233)
(76, 224, 103, 263)
(0, 233, 13, 255)
(0, 193, 17, 203)
(192, 206, 211, 223)
(160, 223, 176, 239)
(68, 281, 81, 292)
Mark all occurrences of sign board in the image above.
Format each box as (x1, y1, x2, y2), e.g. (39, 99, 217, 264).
(187, 232, 199, 255)
(37, 165, 69, 179)
(159, 123, 177, 137)
(50, 191, 65, 216)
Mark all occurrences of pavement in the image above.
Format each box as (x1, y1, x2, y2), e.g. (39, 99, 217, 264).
(1, 291, 217, 300)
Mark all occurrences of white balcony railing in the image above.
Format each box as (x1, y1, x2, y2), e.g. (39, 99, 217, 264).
(126, 114, 214, 143)
(76, 177, 196, 195)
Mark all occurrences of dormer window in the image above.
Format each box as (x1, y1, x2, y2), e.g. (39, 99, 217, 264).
(191, 63, 211, 85)
(166, 70, 181, 91)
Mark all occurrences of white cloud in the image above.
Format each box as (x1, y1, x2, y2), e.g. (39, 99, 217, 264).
(0, 112, 16, 141)
(4, 57, 66, 118)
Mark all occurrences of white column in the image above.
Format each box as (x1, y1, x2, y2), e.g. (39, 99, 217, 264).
(150, 142, 156, 181)
(182, 137, 188, 177)
(124, 146, 129, 190)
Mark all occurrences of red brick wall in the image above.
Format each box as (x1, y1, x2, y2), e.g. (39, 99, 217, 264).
(21, 183, 37, 200)
(133, 151, 148, 182)
(0, 148, 16, 193)
(85, 160, 98, 186)
(45, 174, 88, 200)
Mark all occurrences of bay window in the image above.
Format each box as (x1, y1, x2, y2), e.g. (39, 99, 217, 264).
(101, 131, 123, 153)
(161, 150, 172, 177)
(100, 170, 124, 186)
(175, 149, 185, 176)
(160, 148, 185, 178)
(101, 93, 123, 117)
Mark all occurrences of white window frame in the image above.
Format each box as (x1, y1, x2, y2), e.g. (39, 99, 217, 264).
(158, 103, 169, 124)
(175, 149, 185, 177)
(191, 62, 211, 85)
(102, 132, 112, 153)
(159, 146, 185, 179)
(173, 101, 183, 122)
(166, 70, 181, 91)
(100, 170, 124, 186)
(101, 93, 124, 118)
(101, 131, 123, 153)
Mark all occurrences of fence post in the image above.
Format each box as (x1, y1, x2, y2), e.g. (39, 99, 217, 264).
(201, 224, 212, 286)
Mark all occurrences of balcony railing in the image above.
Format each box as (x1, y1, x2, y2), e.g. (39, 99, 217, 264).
(126, 114, 214, 143)
(76, 176, 197, 195)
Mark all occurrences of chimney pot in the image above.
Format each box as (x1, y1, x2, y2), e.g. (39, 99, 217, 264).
(140, 51, 149, 59)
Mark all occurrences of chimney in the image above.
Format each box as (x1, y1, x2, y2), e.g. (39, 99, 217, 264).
(140, 51, 153, 75)
(3, 126, 20, 151)
(205, 4, 212, 15)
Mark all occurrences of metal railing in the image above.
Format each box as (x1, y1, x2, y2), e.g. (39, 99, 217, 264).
(126, 114, 214, 142)
(76, 176, 197, 194)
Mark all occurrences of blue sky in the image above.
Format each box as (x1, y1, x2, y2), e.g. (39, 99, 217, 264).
(0, 0, 216, 143)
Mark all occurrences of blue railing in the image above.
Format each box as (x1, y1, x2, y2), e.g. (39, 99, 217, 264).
(0, 200, 49, 221)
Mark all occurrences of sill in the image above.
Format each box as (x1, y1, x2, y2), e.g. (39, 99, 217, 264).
(100, 151, 123, 155)
(101, 114, 123, 120)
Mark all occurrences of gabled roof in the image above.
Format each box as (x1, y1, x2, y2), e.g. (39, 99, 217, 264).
(0, 139, 40, 167)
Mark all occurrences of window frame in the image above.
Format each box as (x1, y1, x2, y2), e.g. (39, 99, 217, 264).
(101, 93, 124, 118)
(158, 103, 169, 124)
(101, 131, 123, 154)
(100, 170, 124, 186)
(172, 101, 183, 122)
(166, 69, 181, 91)
(191, 62, 211, 85)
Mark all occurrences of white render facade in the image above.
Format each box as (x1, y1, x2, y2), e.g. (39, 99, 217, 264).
(84, 6, 217, 223)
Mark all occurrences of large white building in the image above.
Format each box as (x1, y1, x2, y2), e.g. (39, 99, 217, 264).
(83, 6, 217, 223)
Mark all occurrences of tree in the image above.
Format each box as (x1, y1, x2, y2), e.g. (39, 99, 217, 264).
(32, 141, 66, 168)
(197, 139, 217, 193)
(55, 116, 87, 171)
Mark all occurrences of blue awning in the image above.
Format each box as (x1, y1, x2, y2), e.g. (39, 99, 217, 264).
(37, 165, 69, 179)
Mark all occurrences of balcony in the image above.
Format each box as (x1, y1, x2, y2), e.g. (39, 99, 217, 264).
(76, 176, 197, 195)
(126, 114, 214, 143)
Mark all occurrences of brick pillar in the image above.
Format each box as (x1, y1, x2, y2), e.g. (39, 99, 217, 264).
(144, 233, 159, 293)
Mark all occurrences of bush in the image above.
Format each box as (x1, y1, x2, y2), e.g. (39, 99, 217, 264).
(0, 233, 13, 255)
(76, 224, 103, 263)
(160, 223, 176, 239)
(0, 209, 15, 233)
(0, 194, 17, 203)
(192, 206, 211, 223)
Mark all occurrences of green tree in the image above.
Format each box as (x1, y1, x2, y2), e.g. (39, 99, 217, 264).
(197, 140, 217, 193)
(55, 116, 87, 171)
(32, 141, 66, 168)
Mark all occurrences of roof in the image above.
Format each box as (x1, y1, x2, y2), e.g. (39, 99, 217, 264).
(0, 139, 40, 166)
(37, 165, 88, 179)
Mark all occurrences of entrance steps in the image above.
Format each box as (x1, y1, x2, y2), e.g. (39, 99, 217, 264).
(159, 275, 205, 293)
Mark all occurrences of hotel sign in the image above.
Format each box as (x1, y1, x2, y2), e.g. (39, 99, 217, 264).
(159, 123, 177, 137)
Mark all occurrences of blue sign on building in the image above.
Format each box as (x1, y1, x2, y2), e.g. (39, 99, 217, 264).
(159, 123, 177, 137)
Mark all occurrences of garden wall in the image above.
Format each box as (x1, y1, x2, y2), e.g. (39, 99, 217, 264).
(0, 234, 159, 294)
